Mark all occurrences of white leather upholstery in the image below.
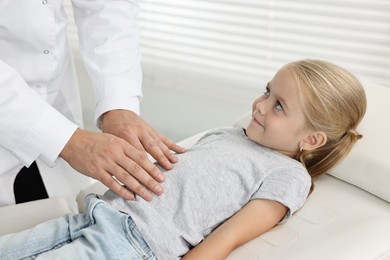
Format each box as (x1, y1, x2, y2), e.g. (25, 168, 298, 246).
(0, 197, 73, 236)
(227, 174, 390, 260)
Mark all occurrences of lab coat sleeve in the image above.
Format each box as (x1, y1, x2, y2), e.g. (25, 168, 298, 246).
(0, 60, 78, 167)
(71, 0, 143, 128)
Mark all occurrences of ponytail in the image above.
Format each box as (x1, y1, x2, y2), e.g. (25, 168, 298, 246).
(299, 130, 363, 179)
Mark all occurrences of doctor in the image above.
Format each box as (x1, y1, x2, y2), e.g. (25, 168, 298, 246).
(0, 0, 184, 206)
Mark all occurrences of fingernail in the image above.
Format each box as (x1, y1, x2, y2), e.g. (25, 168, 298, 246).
(155, 185, 164, 194)
(143, 191, 152, 201)
(165, 158, 172, 166)
(157, 173, 165, 181)
(126, 193, 135, 201)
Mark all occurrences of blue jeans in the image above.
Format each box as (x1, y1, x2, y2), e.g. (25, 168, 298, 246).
(0, 195, 157, 260)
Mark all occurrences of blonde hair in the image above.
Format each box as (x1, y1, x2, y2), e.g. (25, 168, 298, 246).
(285, 59, 367, 179)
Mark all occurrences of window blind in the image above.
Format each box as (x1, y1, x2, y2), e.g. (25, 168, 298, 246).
(65, 0, 390, 100)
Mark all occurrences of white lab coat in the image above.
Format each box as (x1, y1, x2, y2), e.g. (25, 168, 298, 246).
(0, 0, 142, 206)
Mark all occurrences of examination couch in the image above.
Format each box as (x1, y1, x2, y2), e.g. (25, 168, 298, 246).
(1, 81, 390, 260)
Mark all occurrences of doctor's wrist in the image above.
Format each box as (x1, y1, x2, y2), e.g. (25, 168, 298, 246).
(100, 109, 137, 132)
(59, 128, 83, 163)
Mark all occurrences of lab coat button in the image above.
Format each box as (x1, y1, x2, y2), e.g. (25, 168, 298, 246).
(42, 0, 48, 4)
(43, 49, 50, 54)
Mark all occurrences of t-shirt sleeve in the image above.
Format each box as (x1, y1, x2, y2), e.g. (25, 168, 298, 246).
(251, 167, 311, 222)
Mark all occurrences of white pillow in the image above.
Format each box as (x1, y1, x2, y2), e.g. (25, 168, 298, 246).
(233, 81, 390, 202)
(328, 81, 390, 202)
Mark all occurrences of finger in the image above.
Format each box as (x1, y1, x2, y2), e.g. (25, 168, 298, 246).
(152, 136, 180, 164)
(109, 162, 159, 201)
(158, 134, 186, 154)
(123, 133, 167, 172)
(123, 132, 168, 172)
(98, 169, 135, 200)
(125, 133, 146, 152)
(133, 128, 176, 167)
(124, 145, 166, 182)
(140, 135, 174, 169)
(154, 134, 186, 165)
(119, 163, 164, 201)
(119, 149, 165, 197)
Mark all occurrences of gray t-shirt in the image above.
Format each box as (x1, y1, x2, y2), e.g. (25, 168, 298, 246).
(100, 128, 311, 259)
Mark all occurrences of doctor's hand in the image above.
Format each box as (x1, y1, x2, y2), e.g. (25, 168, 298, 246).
(100, 109, 186, 169)
(59, 128, 179, 201)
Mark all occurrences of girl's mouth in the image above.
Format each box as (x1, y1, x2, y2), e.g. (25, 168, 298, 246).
(251, 116, 264, 128)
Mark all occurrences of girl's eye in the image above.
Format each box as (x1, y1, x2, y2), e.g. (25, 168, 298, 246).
(275, 101, 283, 111)
(263, 85, 283, 111)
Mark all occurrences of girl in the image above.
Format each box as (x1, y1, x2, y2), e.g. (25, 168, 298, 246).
(0, 60, 366, 259)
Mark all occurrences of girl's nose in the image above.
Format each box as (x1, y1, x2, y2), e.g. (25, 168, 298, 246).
(255, 101, 267, 116)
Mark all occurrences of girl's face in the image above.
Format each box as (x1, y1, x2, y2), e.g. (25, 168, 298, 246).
(246, 67, 310, 158)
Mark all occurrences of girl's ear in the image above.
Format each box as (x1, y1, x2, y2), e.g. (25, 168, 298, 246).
(301, 131, 327, 151)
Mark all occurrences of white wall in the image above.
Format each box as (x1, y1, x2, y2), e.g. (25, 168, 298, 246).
(73, 53, 251, 142)
(140, 79, 250, 142)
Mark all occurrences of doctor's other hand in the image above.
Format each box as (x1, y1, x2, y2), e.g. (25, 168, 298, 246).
(100, 109, 186, 169)
(60, 128, 171, 201)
